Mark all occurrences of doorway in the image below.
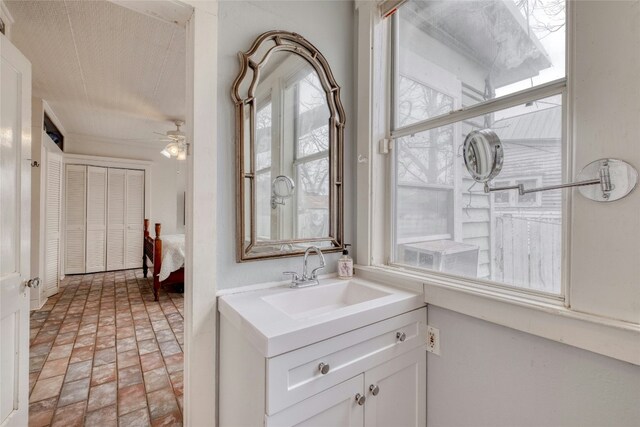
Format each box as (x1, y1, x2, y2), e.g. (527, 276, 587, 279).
(0, 1, 201, 425)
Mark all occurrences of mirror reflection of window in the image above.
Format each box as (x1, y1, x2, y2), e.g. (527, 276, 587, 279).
(253, 52, 331, 244)
(286, 69, 330, 239)
(256, 102, 272, 240)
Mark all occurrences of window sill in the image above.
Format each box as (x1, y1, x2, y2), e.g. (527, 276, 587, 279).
(355, 264, 640, 365)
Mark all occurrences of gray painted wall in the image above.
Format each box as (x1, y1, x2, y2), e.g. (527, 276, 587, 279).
(216, 1, 355, 289)
(427, 306, 640, 427)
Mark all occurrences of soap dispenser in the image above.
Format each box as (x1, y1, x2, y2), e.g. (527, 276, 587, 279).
(338, 244, 353, 279)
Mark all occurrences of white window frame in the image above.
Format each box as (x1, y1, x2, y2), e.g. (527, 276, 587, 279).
(387, 4, 567, 297)
(354, 1, 639, 365)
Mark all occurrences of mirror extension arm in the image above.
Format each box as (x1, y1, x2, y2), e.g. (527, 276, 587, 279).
(484, 160, 616, 198)
(485, 177, 604, 196)
(485, 160, 613, 198)
(484, 158, 638, 202)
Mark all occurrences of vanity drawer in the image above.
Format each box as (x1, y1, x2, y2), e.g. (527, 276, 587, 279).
(266, 307, 426, 415)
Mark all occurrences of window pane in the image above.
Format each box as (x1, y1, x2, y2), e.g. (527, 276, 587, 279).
(516, 178, 539, 204)
(293, 72, 330, 158)
(296, 157, 329, 238)
(395, 187, 452, 241)
(396, 0, 565, 126)
(393, 95, 563, 294)
(397, 75, 454, 128)
(256, 171, 272, 240)
(256, 103, 272, 170)
(396, 124, 455, 186)
(493, 181, 512, 205)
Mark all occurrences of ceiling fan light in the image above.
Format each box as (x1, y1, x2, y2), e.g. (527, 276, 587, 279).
(167, 143, 180, 156)
(160, 148, 171, 158)
(177, 150, 186, 161)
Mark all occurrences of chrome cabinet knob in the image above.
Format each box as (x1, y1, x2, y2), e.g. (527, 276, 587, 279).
(355, 393, 366, 406)
(318, 362, 330, 375)
(369, 384, 380, 396)
(26, 277, 41, 288)
(396, 331, 407, 342)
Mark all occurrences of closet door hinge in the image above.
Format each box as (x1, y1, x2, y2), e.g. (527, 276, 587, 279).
(379, 138, 393, 154)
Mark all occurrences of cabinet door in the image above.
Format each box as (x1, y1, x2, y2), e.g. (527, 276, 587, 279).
(85, 166, 107, 272)
(125, 169, 144, 269)
(106, 168, 126, 270)
(266, 375, 364, 427)
(64, 164, 86, 274)
(364, 348, 426, 427)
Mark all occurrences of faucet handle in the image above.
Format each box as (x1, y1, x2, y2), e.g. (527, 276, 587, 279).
(283, 271, 300, 283)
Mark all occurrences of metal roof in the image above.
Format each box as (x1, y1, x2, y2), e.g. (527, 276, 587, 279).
(493, 105, 561, 140)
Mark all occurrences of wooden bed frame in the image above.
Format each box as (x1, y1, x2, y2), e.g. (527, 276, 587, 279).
(143, 219, 184, 301)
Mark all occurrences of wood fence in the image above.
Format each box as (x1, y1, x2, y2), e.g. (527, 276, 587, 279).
(494, 216, 561, 294)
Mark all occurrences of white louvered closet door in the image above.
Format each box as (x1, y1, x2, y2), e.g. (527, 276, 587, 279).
(106, 169, 126, 270)
(65, 165, 86, 274)
(125, 169, 144, 269)
(44, 152, 62, 296)
(85, 166, 107, 273)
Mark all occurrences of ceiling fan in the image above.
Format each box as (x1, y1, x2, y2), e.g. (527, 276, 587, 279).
(157, 120, 187, 160)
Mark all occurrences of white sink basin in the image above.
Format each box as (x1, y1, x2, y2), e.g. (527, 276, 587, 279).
(218, 276, 424, 357)
(262, 280, 392, 320)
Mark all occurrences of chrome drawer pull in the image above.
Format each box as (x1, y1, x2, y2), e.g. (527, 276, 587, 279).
(396, 331, 407, 342)
(355, 393, 366, 405)
(318, 362, 330, 375)
(369, 384, 380, 396)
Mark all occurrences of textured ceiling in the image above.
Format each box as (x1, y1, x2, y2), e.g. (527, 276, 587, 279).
(6, 0, 187, 145)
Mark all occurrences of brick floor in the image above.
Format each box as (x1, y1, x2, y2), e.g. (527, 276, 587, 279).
(28, 270, 184, 427)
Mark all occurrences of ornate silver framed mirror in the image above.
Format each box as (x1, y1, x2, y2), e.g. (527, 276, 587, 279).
(232, 31, 345, 261)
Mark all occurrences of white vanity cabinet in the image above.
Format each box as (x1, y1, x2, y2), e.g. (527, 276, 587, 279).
(219, 307, 427, 427)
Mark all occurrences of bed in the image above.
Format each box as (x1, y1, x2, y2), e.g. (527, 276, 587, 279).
(143, 219, 185, 301)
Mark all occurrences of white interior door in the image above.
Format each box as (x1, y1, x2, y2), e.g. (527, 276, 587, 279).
(64, 164, 86, 274)
(44, 151, 62, 296)
(85, 166, 107, 273)
(364, 348, 426, 427)
(0, 33, 32, 427)
(107, 168, 126, 270)
(125, 169, 144, 269)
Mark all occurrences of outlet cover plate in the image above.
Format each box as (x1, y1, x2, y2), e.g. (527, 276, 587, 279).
(426, 326, 440, 355)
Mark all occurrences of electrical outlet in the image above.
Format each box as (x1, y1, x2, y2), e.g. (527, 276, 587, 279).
(426, 326, 440, 355)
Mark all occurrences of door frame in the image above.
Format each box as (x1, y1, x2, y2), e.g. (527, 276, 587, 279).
(180, 2, 218, 426)
(33, 1, 219, 423)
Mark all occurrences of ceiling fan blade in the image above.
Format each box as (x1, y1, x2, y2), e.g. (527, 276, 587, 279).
(153, 131, 167, 136)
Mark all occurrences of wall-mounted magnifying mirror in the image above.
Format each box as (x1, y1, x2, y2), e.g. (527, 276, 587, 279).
(463, 129, 638, 202)
(463, 129, 503, 183)
(232, 31, 345, 261)
(271, 175, 295, 209)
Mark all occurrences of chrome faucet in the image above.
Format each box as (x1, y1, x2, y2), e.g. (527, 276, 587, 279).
(283, 246, 326, 288)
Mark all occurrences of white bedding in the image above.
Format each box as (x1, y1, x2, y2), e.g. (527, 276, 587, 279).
(158, 234, 185, 281)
